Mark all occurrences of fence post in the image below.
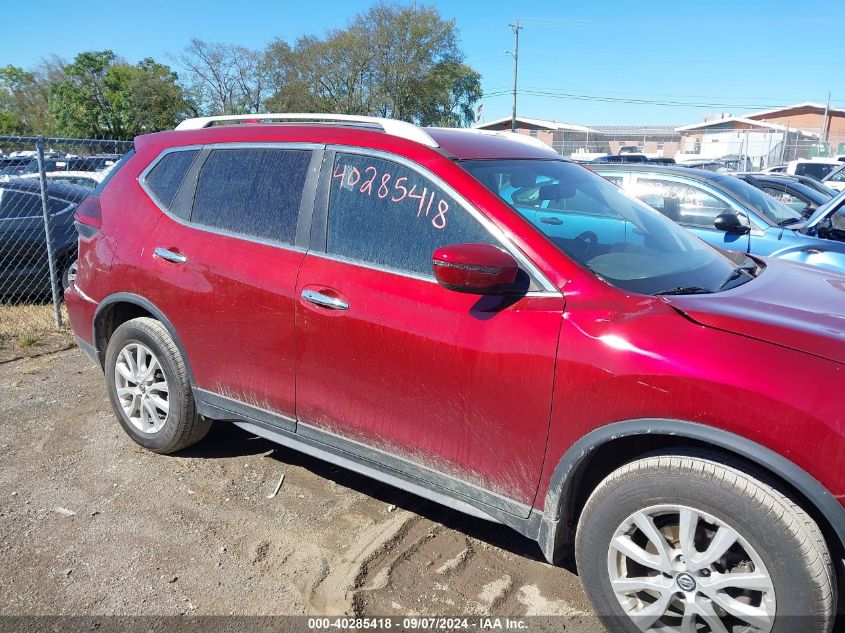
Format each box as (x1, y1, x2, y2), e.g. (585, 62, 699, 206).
(35, 136, 62, 328)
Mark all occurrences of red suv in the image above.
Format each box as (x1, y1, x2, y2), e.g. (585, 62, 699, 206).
(67, 114, 843, 632)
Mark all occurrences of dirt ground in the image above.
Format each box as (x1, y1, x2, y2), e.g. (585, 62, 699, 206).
(0, 346, 598, 625)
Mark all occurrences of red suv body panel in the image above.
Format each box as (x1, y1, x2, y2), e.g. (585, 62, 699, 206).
(65, 122, 845, 562)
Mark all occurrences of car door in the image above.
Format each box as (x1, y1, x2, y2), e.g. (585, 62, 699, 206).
(294, 148, 564, 512)
(627, 174, 752, 253)
(140, 144, 322, 427)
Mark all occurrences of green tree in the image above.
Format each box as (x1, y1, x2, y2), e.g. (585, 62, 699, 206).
(50, 51, 190, 139)
(263, 3, 481, 127)
(0, 64, 54, 135)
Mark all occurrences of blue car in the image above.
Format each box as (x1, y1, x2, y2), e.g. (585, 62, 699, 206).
(590, 164, 845, 273)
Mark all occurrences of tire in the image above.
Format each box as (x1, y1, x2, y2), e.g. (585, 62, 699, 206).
(575, 454, 836, 633)
(104, 317, 211, 454)
(61, 258, 77, 292)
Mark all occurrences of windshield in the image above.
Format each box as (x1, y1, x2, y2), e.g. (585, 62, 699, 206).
(460, 159, 746, 295)
(713, 175, 801, 225)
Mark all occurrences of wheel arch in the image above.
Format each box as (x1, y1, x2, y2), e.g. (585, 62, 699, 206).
(93, 293, 195, 386)
(538, 418, 845, 567)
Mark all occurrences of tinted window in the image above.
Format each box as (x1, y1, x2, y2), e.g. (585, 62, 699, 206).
(796, 162, 837, 179)
(192, 148, 310, 245)
(326, 153, 493, 276)
(146, 150, 199, 209)
(0, 190, 41, 219)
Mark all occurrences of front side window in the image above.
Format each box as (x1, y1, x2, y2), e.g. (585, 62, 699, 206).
(192, 148, 311, 245)
(326, 153, 494, 276)
(632, 178, 733, 228)
(761, 186, 806, 213)
(460, 159, 741, 295)
(713, 175, 801, 226)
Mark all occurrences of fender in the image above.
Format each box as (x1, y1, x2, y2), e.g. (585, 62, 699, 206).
(92, 292, 196, 386)
(537, 418, 845, 564)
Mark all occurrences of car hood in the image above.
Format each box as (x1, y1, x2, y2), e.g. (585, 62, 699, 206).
(663, 258, 845, 364)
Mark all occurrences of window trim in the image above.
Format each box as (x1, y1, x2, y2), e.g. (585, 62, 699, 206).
(0, 189, 75, 221)
(138, 142, 324, 252)
(318, 144, 559, 295)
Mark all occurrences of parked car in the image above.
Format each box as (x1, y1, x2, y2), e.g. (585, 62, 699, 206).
(618, 145, 644, 155)
(17, 170, 107, 189)
(0, 178, 88, 298)
(592, 163, 845, 272)
(737, 172, 833, 218)
(782, 172, 840, 197)
(591, 154, 649, 163)
(786, 158, 842, 181)
(822, 164, 845, 192)
(67, 113, 843, 633)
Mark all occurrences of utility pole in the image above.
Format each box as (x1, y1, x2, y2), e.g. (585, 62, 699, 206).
(506, 20, 522, 133)
(822, 91, 831, 148)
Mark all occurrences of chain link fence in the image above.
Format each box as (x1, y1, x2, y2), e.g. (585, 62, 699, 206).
(0, 136, 132, 345)
(521, 126, 844, 169)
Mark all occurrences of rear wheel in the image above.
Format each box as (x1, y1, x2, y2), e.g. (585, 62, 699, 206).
(575, 454, 836, 633)
(104, 317, 210, 453)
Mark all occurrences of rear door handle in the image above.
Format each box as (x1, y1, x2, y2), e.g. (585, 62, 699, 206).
(301, 289, 349, 310)
(154, 247, 187, 264)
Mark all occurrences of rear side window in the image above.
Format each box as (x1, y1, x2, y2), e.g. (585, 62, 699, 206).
(191, 148, 311, 245)
(326, 153, 493, 276)
(796, 163, 836, 179)
(145, 149, 199, 209)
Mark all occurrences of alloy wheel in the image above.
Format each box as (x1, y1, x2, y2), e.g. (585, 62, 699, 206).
(113, 342, 170, 434)
(607, 504, 776, 633)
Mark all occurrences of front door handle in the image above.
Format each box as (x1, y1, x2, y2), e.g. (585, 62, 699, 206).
(301, 289, 349, 310)
(540, 216, 563, 225)
(154, 247, 187, 264)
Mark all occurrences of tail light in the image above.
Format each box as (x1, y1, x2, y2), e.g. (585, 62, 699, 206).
(74, 195, 102, 239)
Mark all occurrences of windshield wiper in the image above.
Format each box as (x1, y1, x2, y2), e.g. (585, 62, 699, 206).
(717, 262, 758, 291)
(655, 286, 713, 296)
(778, 218, 802, 227)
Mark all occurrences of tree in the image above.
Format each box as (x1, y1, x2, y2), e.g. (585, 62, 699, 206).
(50, 51, 190, 139)
(0, 64, 54, 135)
(263, 3, 482, 127)
(178, 39, 268, 115)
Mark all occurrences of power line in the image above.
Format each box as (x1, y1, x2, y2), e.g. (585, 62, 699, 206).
(479, 88, 843, 111)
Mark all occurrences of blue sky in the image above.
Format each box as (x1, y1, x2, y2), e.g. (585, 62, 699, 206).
(3, 0, 842, 126)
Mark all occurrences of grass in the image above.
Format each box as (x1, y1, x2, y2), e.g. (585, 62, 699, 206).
(17, 333, 40, 348)
(0, 303, 70, 344)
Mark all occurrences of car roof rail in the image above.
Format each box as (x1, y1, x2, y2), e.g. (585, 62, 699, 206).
(174, 113, 440, 148)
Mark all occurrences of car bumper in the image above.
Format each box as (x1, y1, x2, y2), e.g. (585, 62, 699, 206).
(65, 283, 100, 367)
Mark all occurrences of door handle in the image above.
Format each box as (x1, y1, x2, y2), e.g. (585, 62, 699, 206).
(540, 216, 563, 225)
(301, 289, 349, 310)
(154, 247, 187, 264)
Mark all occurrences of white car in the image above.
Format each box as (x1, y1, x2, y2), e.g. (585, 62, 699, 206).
(786, 158, 843, 180)
(15, 170, 107, 189)
(822, 164, 845, 192)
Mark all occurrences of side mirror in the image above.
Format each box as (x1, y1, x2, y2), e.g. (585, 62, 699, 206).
(432, 243, 519, 294)
(713, 211, 750, 234)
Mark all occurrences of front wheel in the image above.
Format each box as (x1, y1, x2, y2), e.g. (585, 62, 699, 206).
(575, 454, 836, 633)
